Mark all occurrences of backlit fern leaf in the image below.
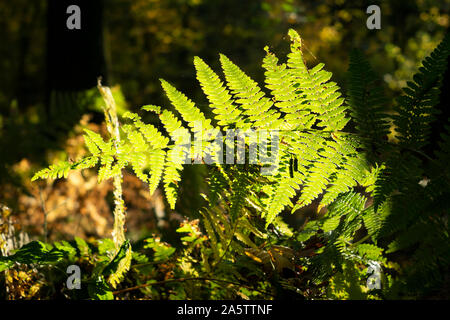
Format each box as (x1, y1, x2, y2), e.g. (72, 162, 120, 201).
(347, 50, 390, 149)
(160, 79, 213, 132)
(123, 111, 169, 149)
(219, 54, 280, 129)
(84, 134, 101, 156)
(148, 149, 166, 195)
(158, 109, 191, 145)
(361, 203, 388, 242)
(327, 192, 366, 221)
(286, 29, 349, 131)
(321, 156, 370, 207)
(98, 154, 114, 182)
(32, 161, 73, 181)
(163, 146, 184, 209)
(265, 167, 299, 225)
(263, 47, 314, 130)
(194, 56, 242, 127)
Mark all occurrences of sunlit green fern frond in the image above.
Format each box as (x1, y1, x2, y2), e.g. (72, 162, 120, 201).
(160, 79, 213, 132)
(286, 29, 349, 131)
(163, 145, 185, 209)
(194, 56, 242, 128)
(123, 111, 169, 149)
(219, 54, 280, 129)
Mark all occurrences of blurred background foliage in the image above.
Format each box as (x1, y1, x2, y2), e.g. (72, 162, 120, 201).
(0, 0, 448, 242)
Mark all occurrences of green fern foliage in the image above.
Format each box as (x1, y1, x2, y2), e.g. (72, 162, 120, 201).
(34, 29, 364, 225)
(194, 56, 241, 127)
(30, 30, 450, 298)
(102, 240, 132, 289)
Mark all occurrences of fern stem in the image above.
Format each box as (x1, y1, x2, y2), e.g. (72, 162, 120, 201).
(97, 79, 127, 251)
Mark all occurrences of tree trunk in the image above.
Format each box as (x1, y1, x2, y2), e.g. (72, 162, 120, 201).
(46, 0, 107, 93)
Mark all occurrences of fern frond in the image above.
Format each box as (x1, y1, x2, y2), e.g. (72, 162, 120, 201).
(287, 29, 349, 131)
(159, 109, 191, 145)
(123, 111, 169, 149)
(163, 146, 184, 209)
(361, 203, 388, 242)
(31, 161, 71, 181)
(262, 47, 313, 130)
(98, 155, 115, 182)
(148, 149, 166, 195)
(393, 33, 450, 150)
(72, 156, 99, 171)
(141, 104, 161, 113)
(321, 156, 370, 207)
(265, 169, 300, 225)
(326, 192, 366, 221)
(160, 79, 213, 132)
(130, 152, 149, 183)
(32, 156, 99, 181)
(296, 136, 360, 208)
(84, 134, 101, 156)
(82, 129, 113, 156)
(194, 56, 242, 127)
(219, 54, 280, 129)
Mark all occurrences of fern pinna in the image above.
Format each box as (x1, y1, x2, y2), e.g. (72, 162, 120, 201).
(33, 29, 370, 223)
(31, 30, 450, 298)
